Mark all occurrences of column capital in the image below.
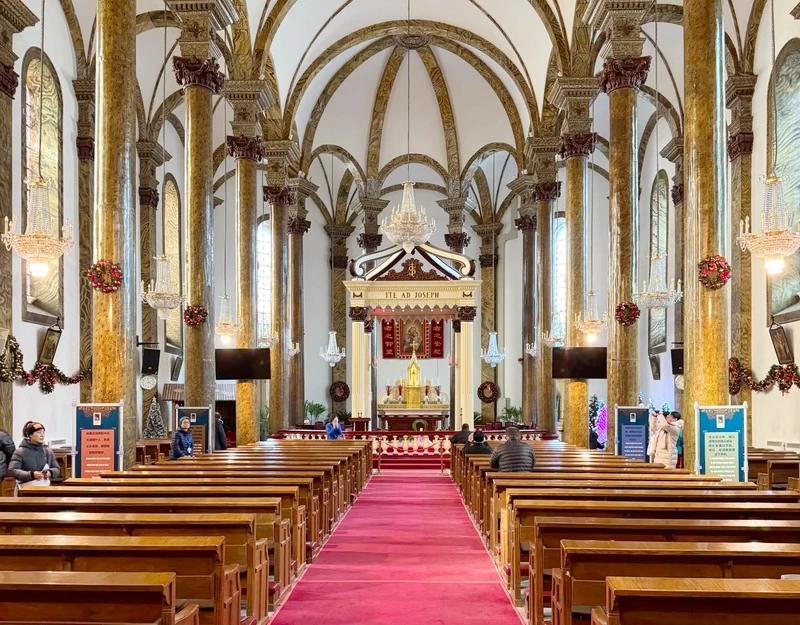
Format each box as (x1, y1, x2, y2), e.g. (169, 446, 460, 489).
(726, 73, 757, 136)
(324, 223, 355, 269)
(474, 221, 503, 259)
(457, 306, 477, 322)
(139, 186, 160, 209)
(525, 135, 561, 181)
(792, 3, 800, 18)
(166, 0, 238, 58)
(287, 217, 311, 236)
(76, 137, 95, 161)
(598, 56, 651, 94)
(357, 233, 383, 250)
(264, 140, 300, 186)
(559, 133, 597, 159)
(508, 174, 537, 218)
(137, 140, 171, 188)
(0, 0, 37, 70)
(479, 254, 499, 269)
(288, 175, 319, 221)
(452, 320, 462, 333)
(227, 135, 266, 162)
(444, 232, 471, 251)
(223, 79, 272, 136)
(515, 215, 537, 232)
(533, 181, 562, 202)
(73, 78, 95, 146)
(173, 56, 225, 93)
(660, 136, 683, 165)
(550, 76, 599, 134)
(353, 196, 390, 227)
(671, 183, 684, 207)
(364, 320, 375, 334)
(263, 185, 296, 206)
(349, 306, 369, 322)
(584, 0, 649, 58)
(727, 132, 754, 162)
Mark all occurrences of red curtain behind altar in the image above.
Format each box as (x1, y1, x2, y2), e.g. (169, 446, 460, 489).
(381, 319, 444, 359)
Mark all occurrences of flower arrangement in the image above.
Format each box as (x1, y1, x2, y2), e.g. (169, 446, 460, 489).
(729, 357, 800, 395)
(477, 381, 500, 404)
(183, 304, 208, 328)
(87, 259, 122, 293)
(615, 301, 640, 326)
(596, 402, 608, 446)
(698, 255, 731, 291)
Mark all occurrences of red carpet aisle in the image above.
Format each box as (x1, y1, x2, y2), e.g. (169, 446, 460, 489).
(271, 470, 524, 625)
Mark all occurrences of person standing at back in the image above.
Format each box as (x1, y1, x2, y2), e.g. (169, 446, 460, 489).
(214, 412, 228, 451)
(8, 422, 59, 490)
(450, 423, 471, 445)
(0, 428, 15, 477)
(490, 426, 535, 472)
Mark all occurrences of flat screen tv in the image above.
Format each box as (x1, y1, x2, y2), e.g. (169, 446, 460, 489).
(215, 349, 271, 380)
(670, 348, 684, 375)
(551, 347, 607, 379)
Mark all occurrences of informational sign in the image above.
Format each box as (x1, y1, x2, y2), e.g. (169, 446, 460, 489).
(695, 402, 748, 482)
(176, 406, 212, 455)
(615, 406, 651, 462)
(72, 402, 123, 478)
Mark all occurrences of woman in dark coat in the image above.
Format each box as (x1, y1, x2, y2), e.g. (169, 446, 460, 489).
(170, 417, 194, 460)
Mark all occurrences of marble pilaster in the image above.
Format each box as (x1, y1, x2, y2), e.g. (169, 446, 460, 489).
(437, 197, 474, 253)
(473, 222, 502, 423)
(325, 223, 355, 415)
(93, 0, 138, 467)
(682, 0, 730, 471)
(458, 306, 477, 429)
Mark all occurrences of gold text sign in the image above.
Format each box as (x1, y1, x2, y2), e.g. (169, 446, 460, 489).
(384, 291, 440, 300)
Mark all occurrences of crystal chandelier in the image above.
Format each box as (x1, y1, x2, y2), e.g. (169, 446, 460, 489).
(381, 181, 435, 253)
(480, 331, 506, 368)
(525, 331, 537, 358)
(259, 325, 279, 349)
(574, 291, 608, 343)
(542, 312, 564, 348)
(141, 256, 184, 319)
(3, 2, 73, 278)
(320, 330, 345, 367)
(634, 255, 683, 309)
(288, 342, 300, 357)
(215, 295, 238, 345)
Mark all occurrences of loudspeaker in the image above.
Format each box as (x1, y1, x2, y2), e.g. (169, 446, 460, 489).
(670, 348, 684, 375)
(142, 348, 160, 375)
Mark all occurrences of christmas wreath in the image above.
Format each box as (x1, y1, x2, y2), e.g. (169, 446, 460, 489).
(23, 362, 89, 395)
(330, 381, 350, 403)
(87, 259, 122, 293)
(729, 357, 800, 395)
(183, 304, 208, 328)
(0, 337, 27, 382)
(477, 381, 500, 404)
(615, 301, 640, 326)
(698, 255, 731, 291)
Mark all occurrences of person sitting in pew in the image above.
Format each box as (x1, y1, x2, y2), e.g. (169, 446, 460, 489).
(653, 411, 684, 469)
(8, 422, 59, 491)
(171, 418, 194, 460)
(450, 424, 471, 445)
(464, 430, 492, 455)
(325, 416, 344, 440)
(0, 427, 15, 477)
(490, 426, 535, 472)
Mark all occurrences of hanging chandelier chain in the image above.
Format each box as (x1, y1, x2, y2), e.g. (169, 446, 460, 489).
(770, 0, 778, 173)
(36, 0, 45, 181)
(161, 0, 168, 245)
(223, 88, 229, 296)
(407, 0, 411, 181)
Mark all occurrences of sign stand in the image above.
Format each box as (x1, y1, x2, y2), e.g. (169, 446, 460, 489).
(694, 402, 748, 482)
(175, 405, 213, 455)
(614, 405, 651, 462)
(71, 400, 124, 478)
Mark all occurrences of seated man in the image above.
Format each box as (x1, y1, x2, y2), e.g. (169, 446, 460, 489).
(490, 426, 535, 472)
(449, 423, 471, 445)
(463, 430, 492, 455)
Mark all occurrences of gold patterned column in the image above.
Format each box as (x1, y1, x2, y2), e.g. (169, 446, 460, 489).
(727, 74, 756, 442)
(438, 197, 474, 253)
(508, 175, 539, 426)
(683, 0, 730, 471)
(74, 79, 94, 403)
(325, 223, 355, 416)
(168, 0, 237, 414)
(473, 222, 502, 423)
(225, 80, 270, 444)
(93, 0, 138, 466)
(588, 0, 649, 452)
(0, 1, 37, 434)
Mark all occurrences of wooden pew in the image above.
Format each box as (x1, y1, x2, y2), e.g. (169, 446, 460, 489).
(529, 517, 800, 625)
(0, 570, 196, 625)
(554, 541, 800, 625)
(0, 535, 241, 625)
(0, 512, 269, 619)
(591, 577, 800, 625)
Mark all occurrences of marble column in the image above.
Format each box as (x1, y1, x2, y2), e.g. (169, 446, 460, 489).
(74, 78, 95, 403)
(438, 197, 473, 253)
(727, 74, 756, 443)
(458, 306, 477, 429)
(682, 0, 730, 471)
(225, 80, 270, 444)
(169, 0, 237, 413)
(473, 222, 503, 423)
(349, 307, 368, 421)
(138, 140, 168, 422)
(288, 176, 317, 426)
(93, 0, 138, 466)
(0, 1, 36, 434)
(325, 223, 355, 415)
(508, 176, 539, 426)
(588, 0, 650, 452)
(452, 320, 461, 427)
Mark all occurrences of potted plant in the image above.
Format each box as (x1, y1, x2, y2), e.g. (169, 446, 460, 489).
(501, 405, 522, 425)
(304, 400, 326, 424)
(334, 409, 352, 425)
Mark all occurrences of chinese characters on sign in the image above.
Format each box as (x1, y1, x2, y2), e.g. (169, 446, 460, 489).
(704, 431, 740, 482)
(79, 428, 115, 478)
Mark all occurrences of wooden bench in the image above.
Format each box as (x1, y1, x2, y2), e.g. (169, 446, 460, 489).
(0, 570, 197, 625)
(554, 541, 800, 625)
(591, 577, 800, 625)
(0, 535, 241, 625)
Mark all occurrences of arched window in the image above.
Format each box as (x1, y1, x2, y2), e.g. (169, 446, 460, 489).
(257, 218, 272, 341)
(648, 170, 669, 354)
(553, 217, 567, 332)
(21, 48, 62, 326)
(163, 175, 182, 354)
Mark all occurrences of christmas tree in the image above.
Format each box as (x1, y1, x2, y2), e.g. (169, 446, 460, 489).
(143, 396, 166, 439)
(596, 402, 608, 447)
(588, 395, 600, 430)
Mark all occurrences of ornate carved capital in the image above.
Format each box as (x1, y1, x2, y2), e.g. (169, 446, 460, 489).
(349, 306, 369, 323)
(357, 232, 383, 250)
(364, 320, 375, 334)
(533, 181, 562, 202)
(76, 137, 95, 161)
(331, 255, 349, 269)
(139, 186, 160, 209)
(728, 132, 754, 162)
(598, 56, 651, 94)
(173, 56, 225, 93)
(263, 185, 296, 206)
(458, 306, 477, 322)
(671, 183, 684, 207)
(0, 63, 19, 99)
(287, 217, 311, 236)
(515, 215, 537, 232)
(479, 254, 499, 269)
(452, 320, 462, 333)
(445, 232, 471, 251)
(559, 133, 597, 159)
(227, 135, 266, 162)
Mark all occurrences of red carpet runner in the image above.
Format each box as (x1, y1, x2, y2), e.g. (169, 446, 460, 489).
(271, 470, 524, 625)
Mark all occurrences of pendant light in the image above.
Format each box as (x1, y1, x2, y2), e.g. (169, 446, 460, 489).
(259, 167, 279, 348)
(216, 90, 238, 344)
(481, 153, 505, 368)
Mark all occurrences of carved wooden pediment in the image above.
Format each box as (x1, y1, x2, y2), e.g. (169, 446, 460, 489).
(377, 258, 444, 282)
